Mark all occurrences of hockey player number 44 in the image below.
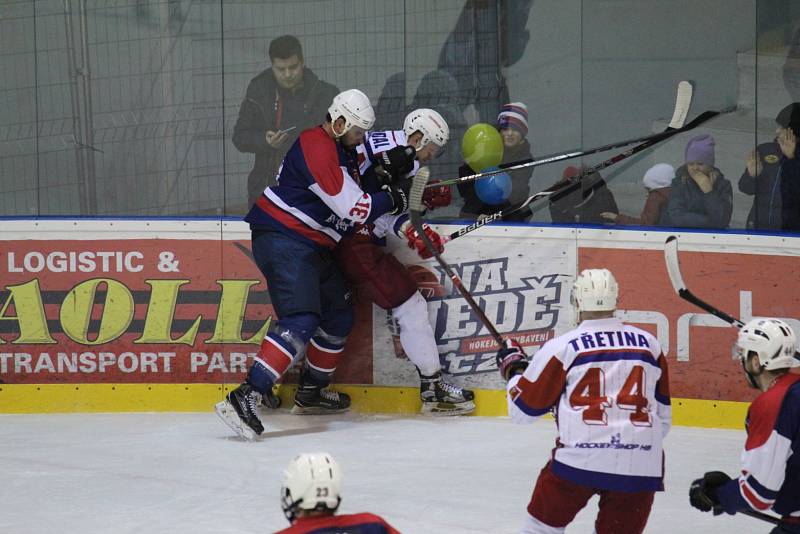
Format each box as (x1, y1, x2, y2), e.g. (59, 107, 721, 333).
(569, 366, 652, 427)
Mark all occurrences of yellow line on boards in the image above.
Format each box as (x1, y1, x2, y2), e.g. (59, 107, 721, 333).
(0, 384, 747, 429)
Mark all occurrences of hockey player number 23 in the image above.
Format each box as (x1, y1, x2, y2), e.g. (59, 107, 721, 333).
(568, 366, 651, 427)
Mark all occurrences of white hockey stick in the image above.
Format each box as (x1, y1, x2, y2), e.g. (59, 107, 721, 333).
(663, 235, 745, 327)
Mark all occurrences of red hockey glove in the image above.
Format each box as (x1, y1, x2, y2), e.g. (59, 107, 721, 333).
(496, 339, 529, 381)
(402, 222, 445, 260)
(422, 180, 452, 210)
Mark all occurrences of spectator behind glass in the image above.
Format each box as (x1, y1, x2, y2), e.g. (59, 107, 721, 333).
(233, 35, 339, 208)
(548, 166, 618, 224)
(601, 163, 674, 226)
(665, 134, 732, 229)
(457, 102, 533, 221)
(737, 103, 800, 231)
(775, 103, 800, 232)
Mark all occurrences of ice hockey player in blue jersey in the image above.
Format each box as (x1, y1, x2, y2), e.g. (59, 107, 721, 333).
(215, 89, 412, 440)
(689, 318, 800, 533)
(275, 452, 400, 534)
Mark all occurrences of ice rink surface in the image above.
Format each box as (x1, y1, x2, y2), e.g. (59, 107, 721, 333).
(0, 411, 768, 534)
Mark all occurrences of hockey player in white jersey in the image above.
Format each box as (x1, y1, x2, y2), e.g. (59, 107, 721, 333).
(689, 318, 800, 533)
(496, 268, 672, 534)
(331, 108, 476, 414)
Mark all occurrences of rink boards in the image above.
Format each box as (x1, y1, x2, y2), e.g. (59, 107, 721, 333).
(1, 219, 798, 428)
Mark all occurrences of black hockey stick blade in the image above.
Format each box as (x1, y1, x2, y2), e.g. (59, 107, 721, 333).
(664, 236, 745, 327)
(409, 168, 505, 345)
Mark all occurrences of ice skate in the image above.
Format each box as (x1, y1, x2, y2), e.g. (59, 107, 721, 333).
(292, 384, 351, 414)
(419, 371, 476, 415)
(215, 383, 264, 440)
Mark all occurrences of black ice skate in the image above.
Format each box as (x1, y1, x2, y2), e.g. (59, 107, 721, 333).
(292, 384, 351, 415)
(419, 371, 476, 415)
(214, 383, 264, 440)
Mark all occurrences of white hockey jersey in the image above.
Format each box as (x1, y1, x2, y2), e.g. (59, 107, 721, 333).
(507, 317, 672, 492)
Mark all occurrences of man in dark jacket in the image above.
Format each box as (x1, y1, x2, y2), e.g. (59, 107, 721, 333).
(775, 103, 800, 232)
(738, 103, 800, 231)
(232, 35, 339, 207)
(739, 143, 783, 230)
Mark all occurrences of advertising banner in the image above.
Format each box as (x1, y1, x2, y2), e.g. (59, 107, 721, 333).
(577, 229, 800, 402)
(374, 226, 577, 390)
(0, 220, 373, 386)
(381, 226, 800, 402)
(3, 221, 799, 406)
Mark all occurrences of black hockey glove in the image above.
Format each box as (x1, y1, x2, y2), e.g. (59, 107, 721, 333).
(383, 178, 411, 215)
(689, 471, 732, 515)
(496, 339, 529, 381)
(375, 145, 416, 183)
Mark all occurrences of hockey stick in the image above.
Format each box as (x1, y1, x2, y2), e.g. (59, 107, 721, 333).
(664, 235, 745, 327)
(741, 509, 781, 525)
(446, 82, 698, 241)
(666, 236, 791, 528)
(430, 82, 701, 190)
(409, 167, 505, 345)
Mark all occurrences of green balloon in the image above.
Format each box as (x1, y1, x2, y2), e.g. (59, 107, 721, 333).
(462, 123, 504, 172)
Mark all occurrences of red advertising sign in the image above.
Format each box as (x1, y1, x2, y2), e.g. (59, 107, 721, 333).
(0, 238, 372, 384)
(580, 246, 800, 402)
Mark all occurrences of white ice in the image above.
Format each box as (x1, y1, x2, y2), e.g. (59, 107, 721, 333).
(0, 412, 766, 533)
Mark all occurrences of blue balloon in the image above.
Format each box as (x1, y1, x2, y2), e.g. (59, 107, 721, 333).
(474, 166, 512, 205)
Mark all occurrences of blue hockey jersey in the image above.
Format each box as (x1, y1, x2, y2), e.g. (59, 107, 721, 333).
(245, 126, 393, 248)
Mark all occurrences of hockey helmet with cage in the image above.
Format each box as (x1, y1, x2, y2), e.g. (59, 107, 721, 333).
(403, 108, 449, 150)
(328, 89, 375, 137)
(734, 318, 799, 372)
(571, 268, 619, 313)
(281, 452, 342, 522)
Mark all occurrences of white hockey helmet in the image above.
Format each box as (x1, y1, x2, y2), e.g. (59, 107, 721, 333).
(571, 269, 619, 313)
(403, 108, 449, 150)
(328, 89, 375, 137)
(281, 452, 342, 522)
(734, 318, 799, 371)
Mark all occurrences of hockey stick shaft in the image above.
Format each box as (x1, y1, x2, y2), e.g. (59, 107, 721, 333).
(447, 110, 725, 243)
(431, 108, 719, 190)
(741, 509, 781, 525)
(409, 168, 505, 345)
(663, 236, 745, 327)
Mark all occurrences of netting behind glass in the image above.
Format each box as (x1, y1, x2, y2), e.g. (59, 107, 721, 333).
(0, 0, 506, 216)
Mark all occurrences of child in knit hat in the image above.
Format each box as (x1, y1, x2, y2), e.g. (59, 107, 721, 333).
(665, 134, 733, 229)
(497, 102, 529, 150)
(457, 102, 534, 221)
(601, 163, 674, 226)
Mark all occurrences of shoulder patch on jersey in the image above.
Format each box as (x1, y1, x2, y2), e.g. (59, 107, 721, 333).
(299, 127, 346, 196)
(744, 373, 800, 450)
